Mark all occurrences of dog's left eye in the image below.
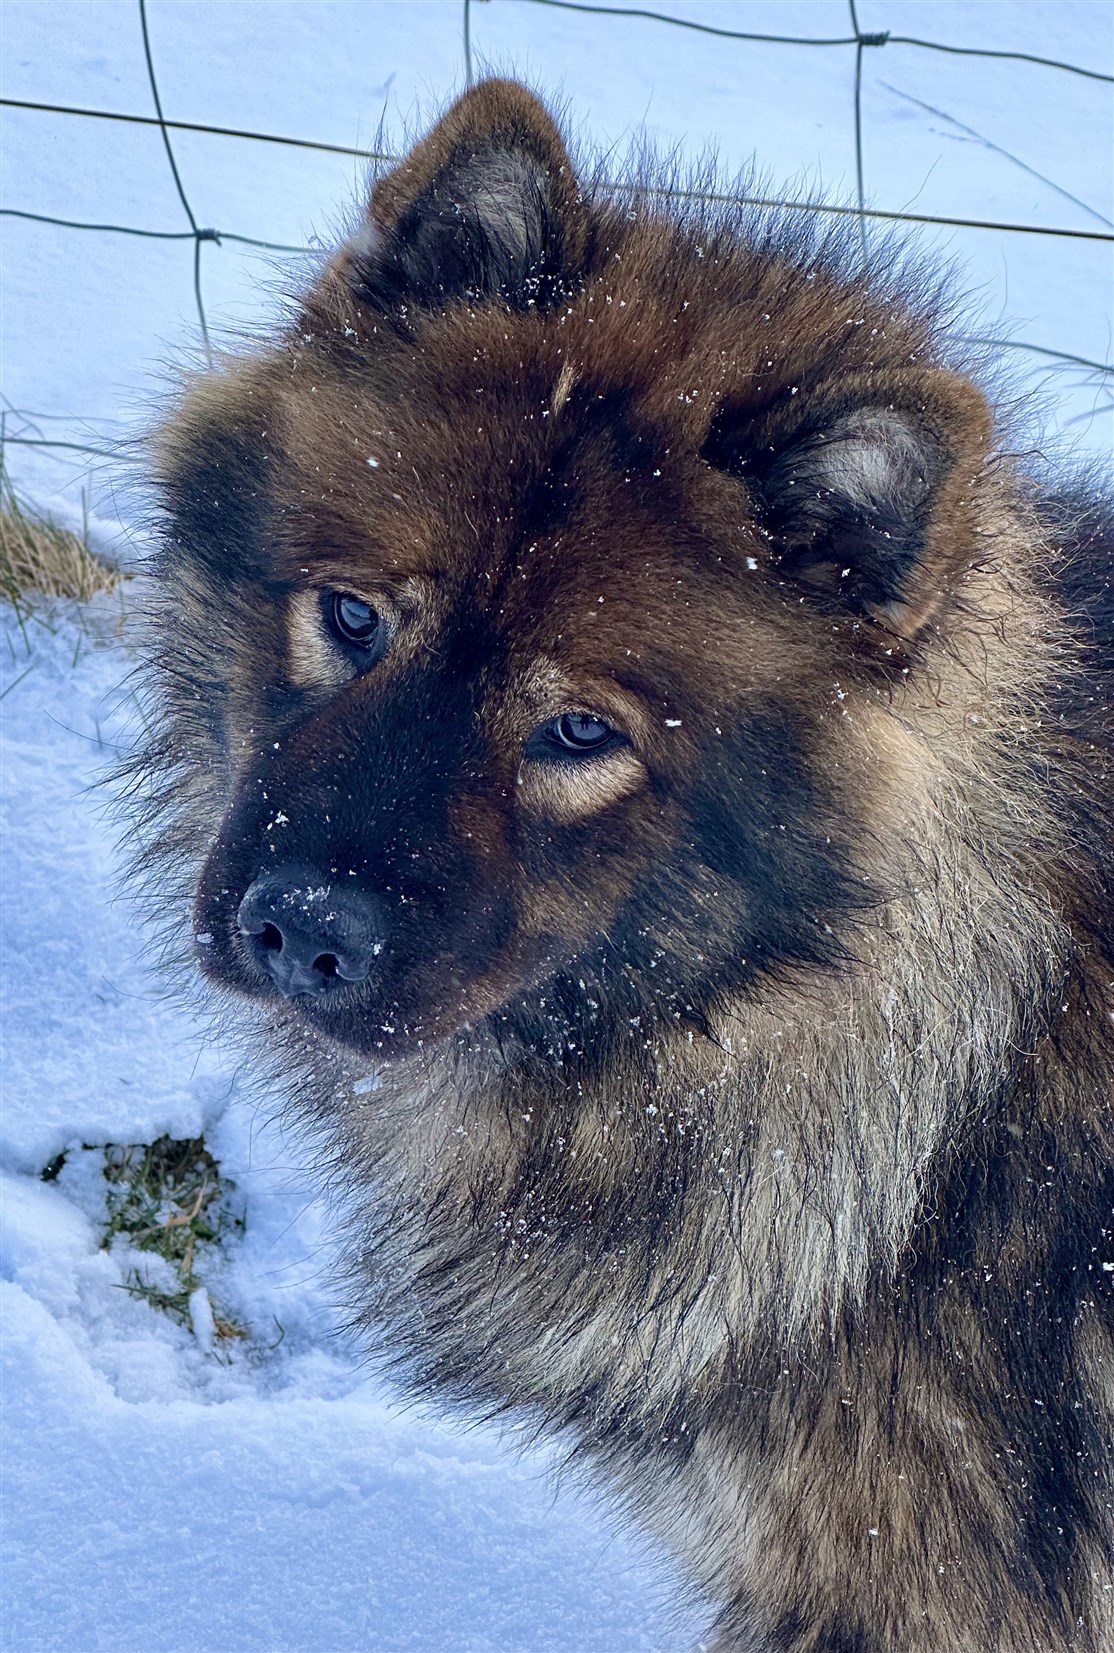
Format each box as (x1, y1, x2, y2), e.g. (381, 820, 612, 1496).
(530, 712, 618, 757)
(326, 592, 382, 650)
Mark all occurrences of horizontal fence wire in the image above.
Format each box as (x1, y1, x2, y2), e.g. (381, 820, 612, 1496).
(2, 0, 1111, 468)
(3, 96, 1111, 245)
(507, 0, 1114, 81)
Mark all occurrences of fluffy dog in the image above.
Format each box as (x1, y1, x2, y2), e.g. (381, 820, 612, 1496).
(134, 80, 1113, 1651)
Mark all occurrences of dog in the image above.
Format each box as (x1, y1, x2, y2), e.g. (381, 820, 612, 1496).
(133, 79, 1113, 1651)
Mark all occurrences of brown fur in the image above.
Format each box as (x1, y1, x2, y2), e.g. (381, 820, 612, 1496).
(132, 81, 1114, 1651)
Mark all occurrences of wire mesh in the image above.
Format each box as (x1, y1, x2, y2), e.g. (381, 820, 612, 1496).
(2, 0, 1111, 478)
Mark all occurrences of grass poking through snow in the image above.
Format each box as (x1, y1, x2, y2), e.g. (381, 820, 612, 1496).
(42, 1137, 250, 1345)
(0, 460, 120, 608)
(96, 1137, 248, 1344)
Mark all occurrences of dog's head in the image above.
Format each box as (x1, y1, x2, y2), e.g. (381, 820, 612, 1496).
(151, 80, 993, 1063)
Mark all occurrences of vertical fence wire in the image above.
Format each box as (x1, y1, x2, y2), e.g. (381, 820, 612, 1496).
(137, 0, 213, 360)
(848, 0, 868, 262)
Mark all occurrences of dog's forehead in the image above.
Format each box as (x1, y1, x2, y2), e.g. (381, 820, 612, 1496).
(276, 305, 726, 604)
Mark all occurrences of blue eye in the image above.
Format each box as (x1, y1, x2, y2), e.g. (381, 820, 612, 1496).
(554, 712, 612, 749)
(531, 711, 617, 757)
(327, 592, 381, 649)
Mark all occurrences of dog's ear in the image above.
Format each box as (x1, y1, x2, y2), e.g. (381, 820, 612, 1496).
(340, 79, 587, 313)
(705, 372, 993, 638)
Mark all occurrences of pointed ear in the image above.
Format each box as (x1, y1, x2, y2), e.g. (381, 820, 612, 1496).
(706, 372, 993, 638)
(341, 79, 588, 313)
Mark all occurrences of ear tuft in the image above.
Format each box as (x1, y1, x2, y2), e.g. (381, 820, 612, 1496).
(343, 79, 587, 314)
(756, 406, 945, 616)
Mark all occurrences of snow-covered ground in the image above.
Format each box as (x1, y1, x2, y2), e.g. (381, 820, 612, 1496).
(1, 4, 1111, 1651)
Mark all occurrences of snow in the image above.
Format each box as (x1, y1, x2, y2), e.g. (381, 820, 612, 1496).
(0, 599, 228, 1174)
(3, 1289, 681, 1653)
(1, 5, 1110, 1650)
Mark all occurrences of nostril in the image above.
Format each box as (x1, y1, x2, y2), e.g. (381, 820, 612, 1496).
(260, 923, 284, 954)
(313, 952, 340, 979)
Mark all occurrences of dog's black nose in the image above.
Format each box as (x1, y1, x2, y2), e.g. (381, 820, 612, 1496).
(237, 865, 384, 998)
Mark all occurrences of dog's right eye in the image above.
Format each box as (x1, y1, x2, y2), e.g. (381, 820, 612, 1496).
(326, 592, 382, 651)
(527, 712, 620, 759)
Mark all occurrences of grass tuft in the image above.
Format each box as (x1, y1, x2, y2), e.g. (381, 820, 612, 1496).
(101, 1136, 248, 1343)
(0, 460, 120, 607)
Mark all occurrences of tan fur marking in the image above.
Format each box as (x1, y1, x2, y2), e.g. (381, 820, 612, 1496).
(516, 746, 647, 823)
(286, 589, 349, 688)
(551, 358, 577, 416)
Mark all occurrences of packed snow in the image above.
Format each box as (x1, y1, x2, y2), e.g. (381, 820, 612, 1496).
(1, 4, 1111, 1651)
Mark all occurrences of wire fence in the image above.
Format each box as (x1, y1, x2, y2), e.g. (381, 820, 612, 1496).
(2, 0, 1111, 482)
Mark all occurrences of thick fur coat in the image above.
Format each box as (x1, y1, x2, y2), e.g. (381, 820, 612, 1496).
(133, 80, 1114, 1651)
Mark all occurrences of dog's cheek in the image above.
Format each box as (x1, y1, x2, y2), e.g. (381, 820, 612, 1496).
(187, 784, 273, 989)
(514, 803, 662, 967)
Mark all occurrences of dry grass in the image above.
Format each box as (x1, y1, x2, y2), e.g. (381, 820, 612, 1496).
(102, 1136, 249, 1342)
(0, 463, 120, 606)
(44, 1136, 249, 1345)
